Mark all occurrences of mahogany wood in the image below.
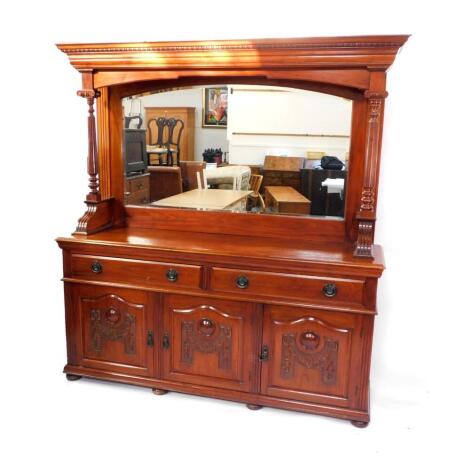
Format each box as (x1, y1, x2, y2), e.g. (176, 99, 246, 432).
(162, 295, 261, 392)
(56, 35, 407, 425)
(210, 267, 366, 309)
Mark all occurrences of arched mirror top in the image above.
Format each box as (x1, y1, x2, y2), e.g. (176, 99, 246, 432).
(57, 35, 409, 92)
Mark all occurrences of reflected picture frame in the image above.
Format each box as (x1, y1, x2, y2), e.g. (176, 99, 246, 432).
(202, 87, 228, 128)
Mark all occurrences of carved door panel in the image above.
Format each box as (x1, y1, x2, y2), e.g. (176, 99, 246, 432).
(162, 294, 260, 392)
(71, 285, 155, 377)
(261, 305, 363, 408)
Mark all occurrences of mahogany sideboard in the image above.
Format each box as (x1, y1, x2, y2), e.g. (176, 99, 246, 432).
(56, 35, 408, 426)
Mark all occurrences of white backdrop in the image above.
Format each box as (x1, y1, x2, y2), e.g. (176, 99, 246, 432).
(1, 1, 455, 469)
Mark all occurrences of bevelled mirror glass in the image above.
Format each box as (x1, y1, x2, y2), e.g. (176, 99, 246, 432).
(122, 85, 352, 219)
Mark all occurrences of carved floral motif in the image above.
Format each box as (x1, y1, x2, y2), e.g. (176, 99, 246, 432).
(280, 333, 338, 385)
(181, 318, 232, 369)
(90, 306, 136, 355)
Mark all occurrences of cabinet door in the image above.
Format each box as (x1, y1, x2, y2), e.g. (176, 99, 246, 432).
(261, 305, 364, 408)
(68, 285, 155, 377)
(162, 294, 260, 392)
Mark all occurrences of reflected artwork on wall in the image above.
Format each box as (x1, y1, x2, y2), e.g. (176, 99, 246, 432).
(203, 87, 228, 128)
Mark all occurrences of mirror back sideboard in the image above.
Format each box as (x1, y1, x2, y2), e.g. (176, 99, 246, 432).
(56, 35, 408, 426)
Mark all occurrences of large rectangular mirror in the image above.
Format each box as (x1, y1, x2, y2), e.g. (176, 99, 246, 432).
(122, 85, 352, 219)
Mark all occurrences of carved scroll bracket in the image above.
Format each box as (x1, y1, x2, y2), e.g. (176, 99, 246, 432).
(73, 77, 114, 235)
(354, 90, 388, 258)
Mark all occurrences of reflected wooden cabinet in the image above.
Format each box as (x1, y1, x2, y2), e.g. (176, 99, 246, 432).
(57, 35, 408, 426)
(124, 173, 150, 205)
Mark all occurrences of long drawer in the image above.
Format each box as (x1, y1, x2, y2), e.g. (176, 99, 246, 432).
(70, 254, 203, 290)
(210, 267, 365, 307)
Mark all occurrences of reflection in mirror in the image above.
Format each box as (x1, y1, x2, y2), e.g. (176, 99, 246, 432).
(122, 85, 352, 219)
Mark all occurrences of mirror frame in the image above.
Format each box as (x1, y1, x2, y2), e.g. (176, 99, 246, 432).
(57, 35, 409, 256)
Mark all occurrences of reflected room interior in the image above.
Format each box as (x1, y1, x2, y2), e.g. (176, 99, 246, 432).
(122, 85, 352, 218)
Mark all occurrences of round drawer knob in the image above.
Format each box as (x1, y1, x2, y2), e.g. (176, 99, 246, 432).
(166, 268, 179, 282)
(235, 275, 249, 289)
(91, 261, 103, 274)
(322, 283, 337, 298)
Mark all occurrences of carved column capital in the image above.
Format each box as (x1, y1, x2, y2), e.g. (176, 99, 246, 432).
(354, 90, 387, 258)
(77, 89, 101, 100)
(364, 90, 388, 99)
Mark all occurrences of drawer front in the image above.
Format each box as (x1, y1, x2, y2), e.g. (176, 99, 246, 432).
(70, 254, 203, 290)
(129, 176, 149, 193)
(210, 267, 365, 307)
(125, 188, 150, 205)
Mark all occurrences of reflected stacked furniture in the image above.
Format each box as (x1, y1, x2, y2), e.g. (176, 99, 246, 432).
(261, 155, 306, 192)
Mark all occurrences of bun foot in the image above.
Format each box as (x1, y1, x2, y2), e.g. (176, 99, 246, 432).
(351, 420, 369, 428)
(152, 388, 168, 395)
(246, 403, 263, 410)
(66, 374, 82, 381)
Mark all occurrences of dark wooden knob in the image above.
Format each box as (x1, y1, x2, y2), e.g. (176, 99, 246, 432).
(166, 268, 178, 282)
(198, 318, 215, 336)
(300, 331, 320, 350)
(236, 275, 249, 289)
(91, 261, 103, 274)
(322, 283, 337, 297)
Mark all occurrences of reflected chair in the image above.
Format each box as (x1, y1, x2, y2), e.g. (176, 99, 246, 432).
(165, 118, 184, 166)
(248, 174, 265, 210)
(203, 165, 251, 190)
(180, 161, 206, 191)
(147, 117, 185, 166)
(148, 166, 183, 202)
(147, 117, 169, 165)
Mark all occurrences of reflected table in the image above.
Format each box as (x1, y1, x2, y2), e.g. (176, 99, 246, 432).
(151, 189, 252, 210)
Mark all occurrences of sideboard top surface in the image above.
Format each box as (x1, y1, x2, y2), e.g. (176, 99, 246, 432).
(57, 227, 385, 277)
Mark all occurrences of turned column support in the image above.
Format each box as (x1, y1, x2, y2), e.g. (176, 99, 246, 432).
(77, 87, 101, 203)
(354, 87, 387, 258)
(73, 72, 114, 235)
